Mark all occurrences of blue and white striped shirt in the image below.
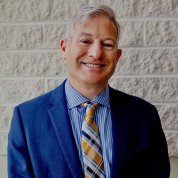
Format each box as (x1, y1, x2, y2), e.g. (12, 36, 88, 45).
(65, 80, 113, 178)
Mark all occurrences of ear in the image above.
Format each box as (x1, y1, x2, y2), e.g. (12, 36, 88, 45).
(116, 48, 122, 63)
(60, 39, 68, 59)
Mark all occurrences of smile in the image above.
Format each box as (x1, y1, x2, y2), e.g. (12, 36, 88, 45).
(82, 62, 105, 68)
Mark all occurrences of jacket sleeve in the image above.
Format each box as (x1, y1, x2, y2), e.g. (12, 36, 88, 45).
(151, 106, 170, 178)
(8, 106, 35, 178)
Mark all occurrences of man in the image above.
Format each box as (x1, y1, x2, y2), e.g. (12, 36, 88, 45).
(8, 4, 170, 178)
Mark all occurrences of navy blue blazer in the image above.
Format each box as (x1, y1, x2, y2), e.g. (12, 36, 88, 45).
(8, 81, 170, 178)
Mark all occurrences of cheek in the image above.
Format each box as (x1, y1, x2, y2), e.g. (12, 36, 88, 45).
(73, 46, 87, 57)
(107, 54, 118, 65)
(65, 54, 79, 71)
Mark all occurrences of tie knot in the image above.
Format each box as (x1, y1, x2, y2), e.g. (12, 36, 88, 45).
(81, 102, 98, 116)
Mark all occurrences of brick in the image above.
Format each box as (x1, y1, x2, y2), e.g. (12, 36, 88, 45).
(46, 78, 66, 92)
(0, 52, 67, 77)
(0, 80, 44, 105)
(0, 25, 42, 50)
(0, 0, 26, 22)
(159, 49, 178, 74)
(115, 49, 163, 75)
(165, 132, 178, 157)
(125, 0, 178, 17)
(145, 20, 178, 46)
(114, 49, 134, 75)
(109, 77, 143, 97)
(144, 78, 178, 102)
(0, 132, 8, 155)
(0, 0, 63, 22)
(115, 49, 161, 75)
(128, 49, 178, 75)
(156, 105, 178, 130)
(133, 49, 161, 74)
(124, 0, 141, 17)
(44, 23, 67, 48)
(0, 106, 13, 131)
(119, 21, 144, 47)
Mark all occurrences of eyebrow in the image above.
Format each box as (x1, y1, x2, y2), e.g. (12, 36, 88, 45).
(79, 32, 92, 36)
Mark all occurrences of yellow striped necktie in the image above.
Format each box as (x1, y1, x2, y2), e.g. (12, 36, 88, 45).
(81, 102, 105, 178)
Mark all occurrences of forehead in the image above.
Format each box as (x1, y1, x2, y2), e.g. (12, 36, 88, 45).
(73, 15, 118, 39)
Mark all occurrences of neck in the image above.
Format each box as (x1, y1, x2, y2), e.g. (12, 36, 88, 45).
(68, 79, 108, 100)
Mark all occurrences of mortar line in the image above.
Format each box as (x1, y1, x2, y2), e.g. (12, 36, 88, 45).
(0, 17, 177, 25)
(0, 21, 68, 26)
(0, 75, 177, 80)
(164, 130, 178, 133)
(0, 46, 178, 53)
(111, 75, 178, 78)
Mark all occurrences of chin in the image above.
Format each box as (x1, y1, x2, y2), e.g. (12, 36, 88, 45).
(82, 78, 107, 86)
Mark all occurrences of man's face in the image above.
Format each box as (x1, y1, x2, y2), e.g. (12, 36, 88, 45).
(60, 15, 122, 90)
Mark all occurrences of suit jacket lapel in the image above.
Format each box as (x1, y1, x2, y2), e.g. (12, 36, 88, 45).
(109, 87, 129, 178)
(48, 81, 83, 178)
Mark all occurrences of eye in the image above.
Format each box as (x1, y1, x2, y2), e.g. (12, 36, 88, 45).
(79, 39, 92, 46)
(103, 42, 115, 50)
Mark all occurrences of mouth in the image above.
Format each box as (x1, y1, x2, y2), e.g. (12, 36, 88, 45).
(82, 62, 106, 68)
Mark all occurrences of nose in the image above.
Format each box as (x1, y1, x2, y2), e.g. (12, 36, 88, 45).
(88, 43, 102, 59)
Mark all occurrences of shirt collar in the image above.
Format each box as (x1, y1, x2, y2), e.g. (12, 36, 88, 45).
(65, 80, 110, 109)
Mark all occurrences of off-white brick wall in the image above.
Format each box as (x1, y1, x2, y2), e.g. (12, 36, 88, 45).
(0, 0, 177, 177)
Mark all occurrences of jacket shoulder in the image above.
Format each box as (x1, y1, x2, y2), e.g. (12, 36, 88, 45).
(19, 91, 50, 109)
(17, 81, 65, 112)
(109, 87, 156, 111)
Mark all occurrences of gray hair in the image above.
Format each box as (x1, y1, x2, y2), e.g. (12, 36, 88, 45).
(66, 5, 120, 46)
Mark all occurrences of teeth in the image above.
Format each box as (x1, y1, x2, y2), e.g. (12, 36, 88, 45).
(84, 63, 103, 68)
